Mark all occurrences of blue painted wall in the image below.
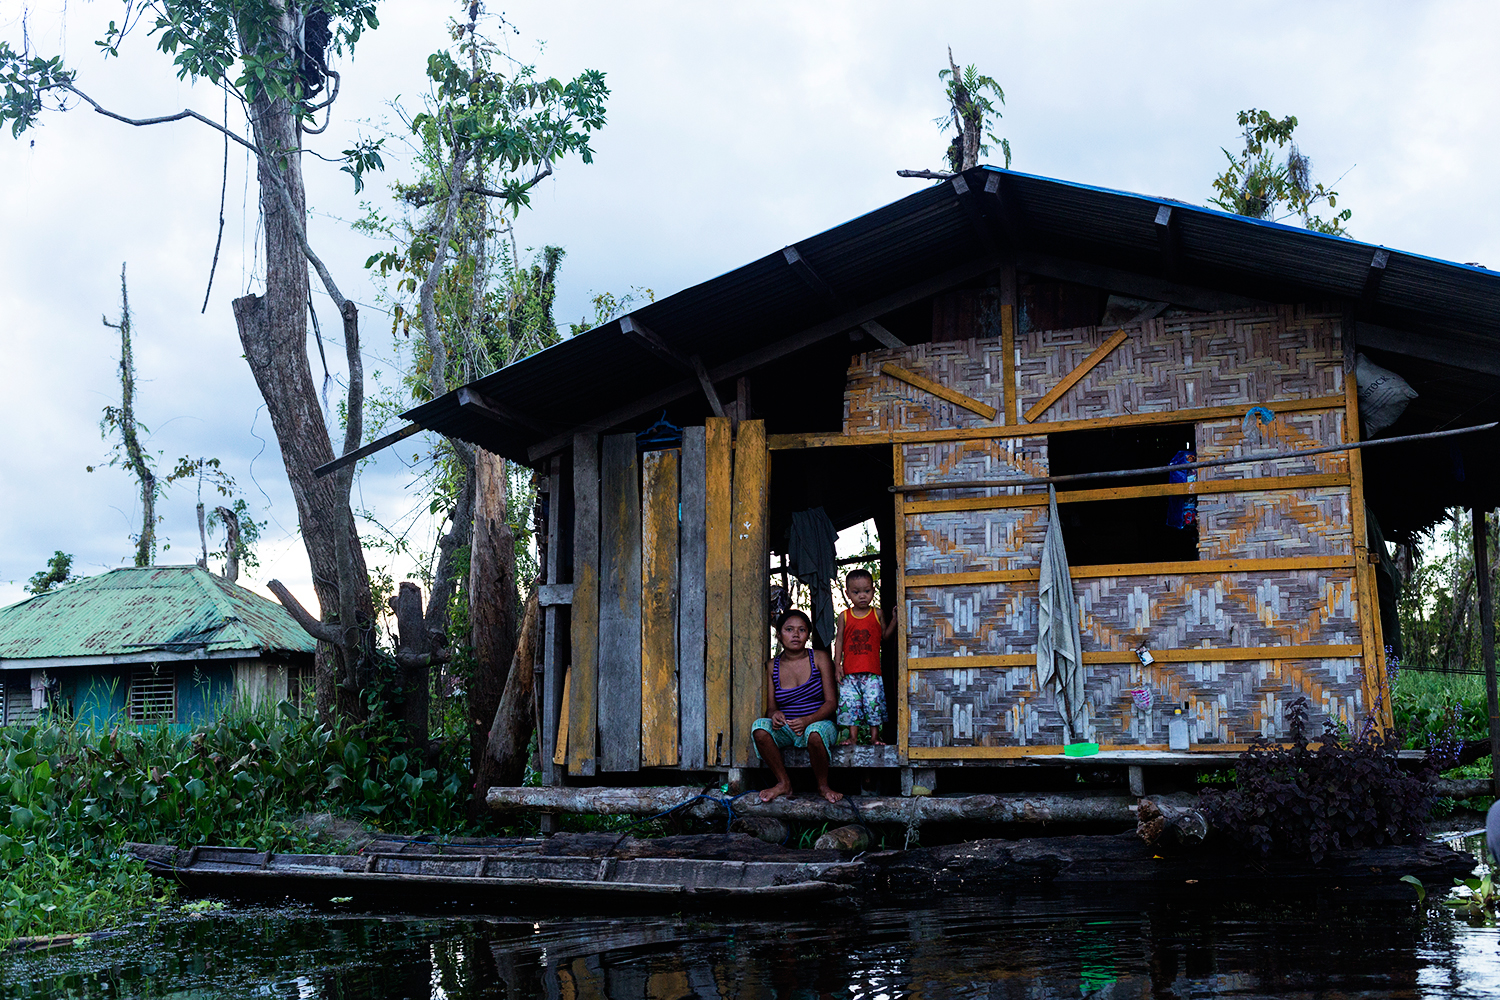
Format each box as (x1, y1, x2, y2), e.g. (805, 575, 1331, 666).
(46, 661, 237, 729)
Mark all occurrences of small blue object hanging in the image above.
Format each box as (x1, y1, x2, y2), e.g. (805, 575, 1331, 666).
(1166, 447, 1197, 528)
(636, 411, 683, 451)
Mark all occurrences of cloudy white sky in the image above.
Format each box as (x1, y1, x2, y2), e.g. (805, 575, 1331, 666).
(2, 0, 1497, 611)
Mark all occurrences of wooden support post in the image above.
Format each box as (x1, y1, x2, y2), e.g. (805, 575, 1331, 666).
(704, 418, 733, 766)
(730, 420, 768, 767)
(1475, 507, 1500, 797)
(894, 443, 910, 763)
(567, 434, 600, 777)
(679, 427, 709, 770)
(1343, 313, 1382, 725)
(640, 448, 680, 767)
(1128, 765, 1145, 798)
(599, 433, 643, 772)
(999, 261, 1018, 425)
(541, 455, 563, 786)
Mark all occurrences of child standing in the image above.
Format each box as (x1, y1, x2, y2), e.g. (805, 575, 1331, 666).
(834, 568, 897, 746)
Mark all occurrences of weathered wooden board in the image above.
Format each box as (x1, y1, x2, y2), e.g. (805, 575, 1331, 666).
(704, 418, 733, 766)
(678, 427, 708, 770)
(641, 448, 680, 767)
(598, 433, 643, 772)
(730, 420, 768, 767)
(542, 455, 563, 785)
(568, 434, 599, 776)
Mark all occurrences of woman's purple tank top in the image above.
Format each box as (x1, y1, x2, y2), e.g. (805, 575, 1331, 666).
(773, 650, 824, 718)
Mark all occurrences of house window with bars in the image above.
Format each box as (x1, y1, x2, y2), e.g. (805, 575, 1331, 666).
(128, 667, 178, 723)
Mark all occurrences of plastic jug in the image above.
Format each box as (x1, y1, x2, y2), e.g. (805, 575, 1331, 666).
(1168, 708, 1190, 750)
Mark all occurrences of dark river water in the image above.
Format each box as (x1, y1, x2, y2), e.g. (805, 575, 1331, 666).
(5, 834, 1497, 1000)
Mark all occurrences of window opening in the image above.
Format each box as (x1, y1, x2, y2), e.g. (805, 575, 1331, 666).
(129, 666, 178, 724)
(1047, 422, 1199, 565)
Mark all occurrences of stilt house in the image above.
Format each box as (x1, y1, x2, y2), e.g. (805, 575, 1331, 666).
(398, 167, 1500, 785)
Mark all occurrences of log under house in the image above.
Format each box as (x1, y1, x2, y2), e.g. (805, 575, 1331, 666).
(389, 167, 1500, 791)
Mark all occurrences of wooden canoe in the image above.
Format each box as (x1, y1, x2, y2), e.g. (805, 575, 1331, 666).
(126, 842, 857, 909)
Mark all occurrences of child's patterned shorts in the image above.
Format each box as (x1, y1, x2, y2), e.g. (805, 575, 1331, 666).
(837, 673, 886, 727)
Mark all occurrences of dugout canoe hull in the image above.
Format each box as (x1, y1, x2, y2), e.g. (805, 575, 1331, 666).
(126, 842, 855, 910)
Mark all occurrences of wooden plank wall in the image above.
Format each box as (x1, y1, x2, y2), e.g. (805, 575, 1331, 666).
(598, 433, 643, 772)
(730, 419, 769, 767)
(567, 433, 600, 776)
(704, 418, 734, 766)
(641, 449, 680, 767)
(679, 427, 708, 770)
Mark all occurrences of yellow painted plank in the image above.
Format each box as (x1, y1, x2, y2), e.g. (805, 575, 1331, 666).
(903, 555, 1357, 588)
(895, 443, 910, 762)
(902, 473, 1349, 514)
(905, 744, 1260, 759)
(730, 420, 768, 768)
(640, 449, 680, 767)
(1023, 328, 1131, 423)
(766, 395, 1347, 450)
(1343, 352, 1386, 727)
(907, 645, 1364, 670)
(703, 418, 733, 766)
(880, 362, 999, 421)
(552, 668, 571, 767)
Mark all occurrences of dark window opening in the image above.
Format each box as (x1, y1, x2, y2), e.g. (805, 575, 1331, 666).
(1047, 423, 1199, 565)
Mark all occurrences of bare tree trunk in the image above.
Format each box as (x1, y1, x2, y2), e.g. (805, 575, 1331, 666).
(478, 586, 539, 791)
(231, 6, 374, 721)
(215, 505, 242, 583)
(103, 263, 156, 567)
(390, 581, 433, 748)
(1440, 569, 1475, 671)
(468, 447, 520, 816)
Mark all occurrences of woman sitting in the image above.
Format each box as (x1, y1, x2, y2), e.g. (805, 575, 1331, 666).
(752, 609, 844, 804)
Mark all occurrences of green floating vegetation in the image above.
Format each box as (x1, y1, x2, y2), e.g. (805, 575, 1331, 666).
(0, 702, 478, 945)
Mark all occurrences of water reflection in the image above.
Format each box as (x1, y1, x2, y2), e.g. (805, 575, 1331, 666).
(6, 850, 1500, 999)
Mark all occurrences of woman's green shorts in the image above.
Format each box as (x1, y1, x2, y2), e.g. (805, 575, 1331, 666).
(751, 718, 837, 756)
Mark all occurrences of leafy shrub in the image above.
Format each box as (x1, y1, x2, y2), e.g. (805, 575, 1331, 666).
(0, 702, 479, 943)
(1199, 697, 1439, 862)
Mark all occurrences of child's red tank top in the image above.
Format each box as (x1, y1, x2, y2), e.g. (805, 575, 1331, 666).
(840, 609, 883, 675)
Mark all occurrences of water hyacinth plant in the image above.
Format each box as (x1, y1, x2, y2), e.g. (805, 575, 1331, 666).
(0, 702, 477, 943)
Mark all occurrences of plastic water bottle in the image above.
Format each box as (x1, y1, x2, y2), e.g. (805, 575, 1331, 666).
(1169, 708, 1190, 750)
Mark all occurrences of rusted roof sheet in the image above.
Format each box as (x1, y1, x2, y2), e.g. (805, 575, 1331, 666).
(0, 566, 316, 664)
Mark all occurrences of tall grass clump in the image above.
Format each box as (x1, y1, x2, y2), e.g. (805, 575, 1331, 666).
(0, 701, 478, 944)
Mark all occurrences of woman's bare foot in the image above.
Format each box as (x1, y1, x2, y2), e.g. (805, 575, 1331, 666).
(819, 785, 845, 803)
(838, 736, 855, 746)
(759, 781, 792, 803)
(871, 738, 886, 746)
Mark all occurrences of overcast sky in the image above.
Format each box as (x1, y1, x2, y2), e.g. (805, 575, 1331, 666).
(2, 0, 1497, 612)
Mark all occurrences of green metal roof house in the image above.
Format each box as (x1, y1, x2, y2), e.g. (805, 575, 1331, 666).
(0, 566, 316, 728)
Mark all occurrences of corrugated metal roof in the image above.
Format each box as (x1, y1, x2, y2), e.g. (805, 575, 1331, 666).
(0, 566, 316, 664)
(402, 165, 1500, 465)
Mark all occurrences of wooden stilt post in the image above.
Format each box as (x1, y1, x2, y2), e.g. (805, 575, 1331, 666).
(1475, 507, 1500, 797)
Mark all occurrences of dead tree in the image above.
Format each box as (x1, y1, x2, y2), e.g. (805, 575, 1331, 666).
(100, 264, 156, 567)
(477, 584, 539, 792)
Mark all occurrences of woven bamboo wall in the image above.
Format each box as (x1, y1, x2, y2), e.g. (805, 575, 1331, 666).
(907, 657, 1364, 747)
(853, 305, 1373, 749)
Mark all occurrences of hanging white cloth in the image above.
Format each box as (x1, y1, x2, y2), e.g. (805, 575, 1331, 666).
(1036, 486, 1086, 742)
(30, 671, 47, 711)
